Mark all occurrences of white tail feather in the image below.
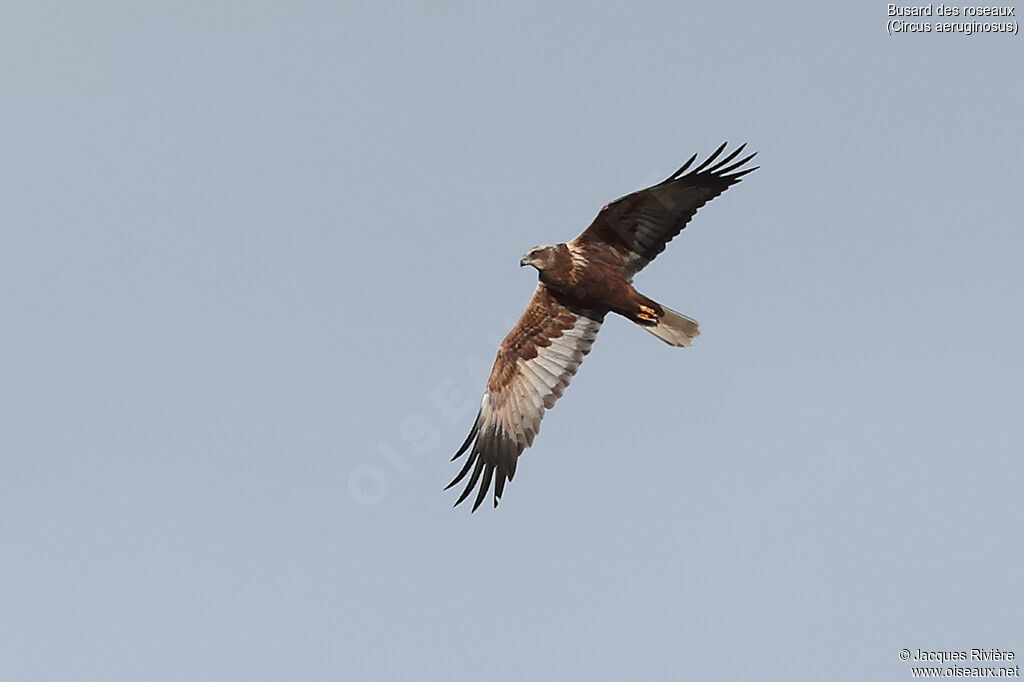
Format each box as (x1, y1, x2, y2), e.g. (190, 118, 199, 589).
(642, 306, 700, 347)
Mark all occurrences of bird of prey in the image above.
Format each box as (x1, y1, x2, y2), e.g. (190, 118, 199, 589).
(447, 143, 757, 511)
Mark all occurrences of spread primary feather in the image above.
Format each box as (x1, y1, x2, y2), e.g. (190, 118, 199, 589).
(447, 143, 757, 511)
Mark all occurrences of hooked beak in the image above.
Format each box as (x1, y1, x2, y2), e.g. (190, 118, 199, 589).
(520, 256, 530, 267)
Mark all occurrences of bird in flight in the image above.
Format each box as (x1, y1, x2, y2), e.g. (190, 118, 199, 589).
(447, 143, 757, 511)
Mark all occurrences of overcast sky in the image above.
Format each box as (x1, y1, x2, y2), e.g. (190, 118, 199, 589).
(2, 2, 1022, 681)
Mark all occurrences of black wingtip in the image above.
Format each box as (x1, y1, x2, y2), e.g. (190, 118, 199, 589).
(724, 154, 759, 180)
(453, 442, 487, 508)
(471, 465, 494, 512)
(448, 425, 523, 512)
(664, 152, 699, 182)
(445, 443, 477, 491)
(691, 141, 729, 174)
(451, 410, 482, 462)
(732, 165, 759, 180)
(665, 143, 759, 184)
(705, 144, 746, 174)
(493, 472, 506, 508)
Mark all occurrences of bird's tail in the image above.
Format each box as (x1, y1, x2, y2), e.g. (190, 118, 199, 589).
(642, 305, 700, 347)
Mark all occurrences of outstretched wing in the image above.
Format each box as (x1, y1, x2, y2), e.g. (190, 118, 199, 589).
(572, 142, 757, 279)
(447, 284, 605, 511)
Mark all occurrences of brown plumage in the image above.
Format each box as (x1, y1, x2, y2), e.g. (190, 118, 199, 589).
(447, 143, 758, 510)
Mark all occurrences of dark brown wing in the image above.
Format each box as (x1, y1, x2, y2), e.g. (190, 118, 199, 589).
(571, 142, 757, 279)
(447, 284, 605, 511)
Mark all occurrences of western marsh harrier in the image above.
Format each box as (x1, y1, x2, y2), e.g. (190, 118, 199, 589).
(447, 143, 757, 510)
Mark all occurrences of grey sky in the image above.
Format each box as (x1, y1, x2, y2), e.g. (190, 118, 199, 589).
(2, 2, 1022, 681)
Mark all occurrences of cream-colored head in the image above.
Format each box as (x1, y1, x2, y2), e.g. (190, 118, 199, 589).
(520, 244, 558, 271)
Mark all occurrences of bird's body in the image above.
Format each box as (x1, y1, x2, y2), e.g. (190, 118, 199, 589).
(448, 143, 758, 510)
(531, 241, 680, 332)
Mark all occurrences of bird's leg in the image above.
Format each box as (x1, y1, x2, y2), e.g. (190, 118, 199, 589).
(637, 305, 658, 323)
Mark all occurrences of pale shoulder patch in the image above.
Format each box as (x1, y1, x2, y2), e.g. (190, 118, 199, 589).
(565, 241, 589, 276)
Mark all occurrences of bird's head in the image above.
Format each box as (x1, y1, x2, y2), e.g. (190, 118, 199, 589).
(520, 244, 558, 271)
